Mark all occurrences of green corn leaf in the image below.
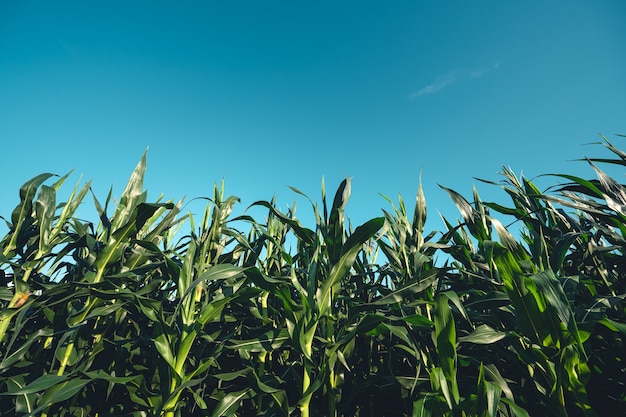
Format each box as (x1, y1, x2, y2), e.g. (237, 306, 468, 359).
(153, 322, 177, 374)
(440, 185, 490, 242)
(327, 178, 350, 265)
(499, 398, 530, 417)
(458, 324, 507, 345)
(186, 353, 221, 380)
(49, 179, 91, 243)
(413, 393, 443, 417)
(194, 263, 246, 287)
(550, 232, 581, 272)
(5, 173, 55, 257)
(464, 291, 510, 310)
(196, 293, 232, 325)
(178, 238, 197, 327)
(0, 328, 54, 372)
(545, 173, 605, 199)
(413, 180, 427, 248)
(210, 388, 253, 417)
(0, 307, 20, 326)
(109, 150, 148, 233)
(474, 363, 502, 417)
(227, 328, 290, 352)
(161, 376, 206, 412)
(3, 374, 67, 396)
(29, 378, 91, 416)
(11, 173, 56, 225)
(191, 390, 209, 410)
(371, 268, 438, 305)
(213, 368, 251, 382)
(439, 290, 472, 325)
(401, 314, 435, 328)
(434, 293, 459, 408)
(353, 313, 389, 334)
(81, 370, 138, 384)
(247, 371, 284, 394)
(429, 367, 454, 411)
(300, 319, 318, 359)
(383, 322, 413, 346)
(559, 345, 595, 417)
(334, 313, 387, 345)
(483, 364, 513, 400)
(317, 217, 384, 317)
(54, 340, 79, 368)
(529, 270, 585, 352)
(6, 376, 37, 414)
(491, 243, 545, 344)
(491, 217, 520, 253)
(484, 381, 503, 417)
(92, 202, 166, 283)
(250, 200, 316, 245)
(34, 185, 55, 257)
(599, 317, 626, 334)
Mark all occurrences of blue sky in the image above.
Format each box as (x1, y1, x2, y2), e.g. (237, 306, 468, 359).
(1, 1, 625, 236)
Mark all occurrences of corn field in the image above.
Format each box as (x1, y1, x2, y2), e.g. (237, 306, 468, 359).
(1, 135, 625, 416)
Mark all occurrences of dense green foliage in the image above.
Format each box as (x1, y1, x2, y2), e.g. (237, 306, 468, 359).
(1, 136, 625, 416)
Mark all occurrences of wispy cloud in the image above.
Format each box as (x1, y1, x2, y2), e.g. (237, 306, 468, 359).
(57, 39, 80, 57)
(410, 62, 501, 99)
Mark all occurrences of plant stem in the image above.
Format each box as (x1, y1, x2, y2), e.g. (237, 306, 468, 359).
(300, 364, 312, 417)
(0, 269, 33, 349)
(328, 367, 337, 417)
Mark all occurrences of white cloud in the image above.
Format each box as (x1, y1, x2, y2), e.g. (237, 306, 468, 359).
(410, 71, 461, 98)
(410, 62, 501, 99)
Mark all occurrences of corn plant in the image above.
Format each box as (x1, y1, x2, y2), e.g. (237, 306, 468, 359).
(1, 135, 625, 416)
